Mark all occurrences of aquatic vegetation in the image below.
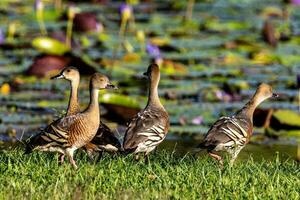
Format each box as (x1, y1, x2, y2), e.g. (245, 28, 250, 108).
(32, 37, 70, 55)
(34, 0, 47, 35)
(0, 0, 299, 159)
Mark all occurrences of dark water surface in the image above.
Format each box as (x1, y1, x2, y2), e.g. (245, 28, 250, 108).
(0, 0, 300, 163)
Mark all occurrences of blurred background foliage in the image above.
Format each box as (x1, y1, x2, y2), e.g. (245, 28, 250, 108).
(0, 0, 300, 160)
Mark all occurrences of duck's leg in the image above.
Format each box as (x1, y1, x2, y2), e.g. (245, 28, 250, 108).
(134, 154, 140, 161)
(96, 150, 103, 162)
(144, 152, 150, 164)
(46, 147, 64, 164)
(66, 147, 78, 170)
(208, 151, 223, 166)
(86, 149, 95, 162)
(229, 146, 244, 166)
(59, 154, 65, 164)
(92, 150, 103, 163)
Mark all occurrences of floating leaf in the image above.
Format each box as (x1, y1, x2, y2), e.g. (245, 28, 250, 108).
(32, 37, 70, 55)
(150, 37, 170, 46)
(123, 53, 141, 63)
(273, 110, 300, 127)
(252, 50, 278, 65)
(98, 33, 111, 42)
(223, 53, 246, 65)
(100, 93, 140, 109)
(285, 130, 300, 137)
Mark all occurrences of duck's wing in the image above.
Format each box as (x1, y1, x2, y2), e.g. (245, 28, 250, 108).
(25, 114, 81, 153)
(123, 109, 169, 152)
(89, 121, 121, 149)
(198, 116, 251, 151)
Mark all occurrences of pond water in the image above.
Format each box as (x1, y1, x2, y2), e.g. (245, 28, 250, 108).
(0, 0, 300, 162)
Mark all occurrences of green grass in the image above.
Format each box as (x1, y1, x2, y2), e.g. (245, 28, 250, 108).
(0, 149, 299, 200)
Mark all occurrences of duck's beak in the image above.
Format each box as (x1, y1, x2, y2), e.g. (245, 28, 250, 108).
(50, 74, 64, 80)
(105, 83, 118, 90)
(272, 93, 279, 98)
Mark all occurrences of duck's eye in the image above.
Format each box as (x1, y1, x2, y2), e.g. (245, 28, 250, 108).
(100, 79, 104, 81)
(67, 69, 71, 72)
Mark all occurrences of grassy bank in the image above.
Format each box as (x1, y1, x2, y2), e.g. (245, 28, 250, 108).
(0, 150, 299, 200)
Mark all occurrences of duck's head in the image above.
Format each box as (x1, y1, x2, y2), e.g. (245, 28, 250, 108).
(51, 66, 79, 82)
(90, 73, 118, 90)
(255, 83, 278, 102)
(143, 63, 160, 80)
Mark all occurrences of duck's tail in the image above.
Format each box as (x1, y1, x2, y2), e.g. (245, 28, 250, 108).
(191, 141, 208, 153)
(119, 146, 137, 156)
(24, 139, 34, 154)
(23, 133, 44, 155)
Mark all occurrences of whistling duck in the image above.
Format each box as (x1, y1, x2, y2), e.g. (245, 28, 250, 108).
(51, 66, 80, 116)
(25, 73, 117, 169)
(51, 67, 121, 161)
(123, 64, 169, 161)
(196, 83, 278, 165)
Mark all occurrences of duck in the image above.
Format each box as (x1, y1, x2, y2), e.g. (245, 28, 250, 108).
(51, 67, 121, 161)
(196, 83, 278, 165)
(25, 73, 117, 169)
(123, 63, 169, 161)
(51, 66, 80, 116)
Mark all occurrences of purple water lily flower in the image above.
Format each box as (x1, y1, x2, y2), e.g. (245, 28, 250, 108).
(215, 90, 232, 102)
(291, 0, 300, 5)
(146, 43, 161, 59)
(34, 0, 43, 11)
(96, 22, 103, 33)
(192, 116, 203, 125)
(119, 3, 132, 20)
(0, 29, 5, 44)
(215, 90, 224, 100)
(119, 3, 132, 14)
(146, 43, 163, 65)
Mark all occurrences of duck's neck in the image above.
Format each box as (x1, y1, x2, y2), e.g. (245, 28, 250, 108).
(66, 79, 80, 116)
(85, 88, 100, 121)
(146, 74, 162, 108)
(238, 93, 266, 122)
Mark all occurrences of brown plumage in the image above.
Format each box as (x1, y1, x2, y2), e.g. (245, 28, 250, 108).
(123, 64, 169, 160)
(51, 66, 81, 116)
(197, 83, 278, 165)
(83, 122, 121, 158)
(25, 73, 117, 169)
(51, 67, 121, 161)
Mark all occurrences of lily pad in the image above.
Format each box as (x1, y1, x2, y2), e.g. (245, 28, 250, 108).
(100, 93, 140, 109)
(32, 37, 70, 55)
(273, 110, 300, 127)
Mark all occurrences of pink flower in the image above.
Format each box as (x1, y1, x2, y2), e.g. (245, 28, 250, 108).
(291, 0, 300, 5)
(0, 29, 4, 44)
(192, 116, 203, 125)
